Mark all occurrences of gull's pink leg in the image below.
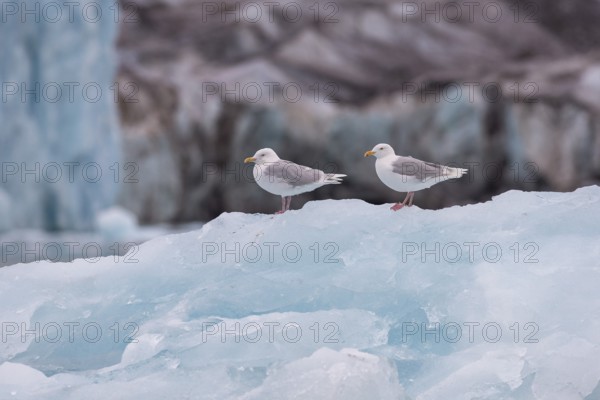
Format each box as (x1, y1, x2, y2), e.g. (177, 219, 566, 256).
(391, 192, 414, 211)
(275, 196, 292, 214)
(408, 192, 415, 207)
(275, 196, 286, 214)
(285, 196, 292, 211)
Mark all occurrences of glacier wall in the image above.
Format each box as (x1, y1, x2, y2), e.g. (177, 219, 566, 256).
(114, 0, 600, 223)
(0, 0, 121, 231)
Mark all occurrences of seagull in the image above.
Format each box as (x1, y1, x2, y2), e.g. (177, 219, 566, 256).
(364, 143, 467, 211)
(244, 148, 346, 214)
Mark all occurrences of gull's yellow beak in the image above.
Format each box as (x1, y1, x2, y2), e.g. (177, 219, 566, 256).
(364, 150, 376, 157)
(244, 156, 256, 164)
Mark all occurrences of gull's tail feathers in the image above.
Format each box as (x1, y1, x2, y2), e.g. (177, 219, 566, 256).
(324, 174, 346, 184)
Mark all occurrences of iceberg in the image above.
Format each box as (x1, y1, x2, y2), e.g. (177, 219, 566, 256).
(1, 187, 600, 399)
(0, 0, 121, 231)
(0, 189, 11, 232)
(96, 206, 139, 242)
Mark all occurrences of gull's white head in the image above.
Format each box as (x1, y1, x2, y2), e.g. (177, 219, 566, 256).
(364, 143, 395, 159)
(244, 148, 280, 165)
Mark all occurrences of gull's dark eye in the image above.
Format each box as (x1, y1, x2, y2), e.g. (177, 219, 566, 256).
(379, 147, 384, 150)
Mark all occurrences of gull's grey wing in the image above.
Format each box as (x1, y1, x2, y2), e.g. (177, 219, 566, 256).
(391, 156, 446, 181)
(262, 161, 325, 187)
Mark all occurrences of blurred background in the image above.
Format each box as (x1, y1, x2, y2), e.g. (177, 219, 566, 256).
(1, 0, 600, 265)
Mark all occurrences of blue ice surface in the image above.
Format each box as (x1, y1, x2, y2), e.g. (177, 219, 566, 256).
(1, 187, 600, 399)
